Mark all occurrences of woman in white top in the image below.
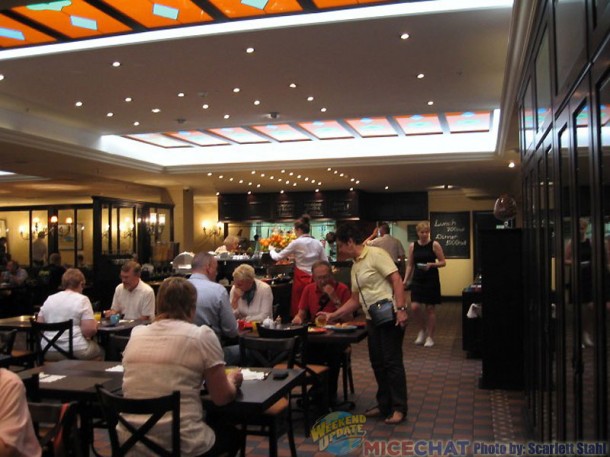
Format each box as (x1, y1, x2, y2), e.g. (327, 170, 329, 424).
(121, 277, 243, 457)
(269, 214, 327, 318)
(230, 263, 273, 322)
(37, 268, 103, 361)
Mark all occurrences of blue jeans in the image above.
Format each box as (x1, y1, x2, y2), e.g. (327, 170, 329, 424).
(366, 320, 407, 416)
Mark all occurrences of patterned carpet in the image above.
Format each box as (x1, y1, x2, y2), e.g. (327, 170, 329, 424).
(92, 302, 527, 456)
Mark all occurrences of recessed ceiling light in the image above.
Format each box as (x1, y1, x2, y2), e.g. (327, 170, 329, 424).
(207, 172, 212, 176)
(355, 180, 360, 184)
(297, 175, 301, 178)
(261, 173, 265, 177)
(278, 178, 283, 182)
(75, 101, 83, 107)
(327, 168, 332, 171)
(339, 173, 344, 177)
(427, 100, 434, 106)
(254, 100, 261, 105)
(269, 176, 274, 180)
(317, 181, 322, 185)
(304, 177, 309, 181)
(307, 96, 314, 102)
(293, 183, 297, 187)
(350, 187, 354, 191)
(289, 172, 293, 176)
(106, 112, 113, 117)
(281, 169, 285, 173)
(248, 182, 252, 186)
(219, 175, 224, 179)
(133, 121, 140, 126)
(202, 104, 209, 109)
(224, 114, 230, 119)
(248, 191, 252, 195)
(333, 170, 338, 174)
(178, 92, 185, 97)
(257, 184, 261, 188)
(315, 188, 319, 192)
(112, 61, 121, 67)
(233, 88, 240, 93)
(289, 83, 297, 88)
(417, 73, 425, 79)
(152, 108, 161, 113)
(320, 107, 327, 112)
(508, 161, 516, 168)
(280, 190, 284, 194)
(246, 47, 255, 53)
(251, 170, 256, 174)
(216, 192, 220, 196)
(124, 97, 132, 102)
(239, 179, 243, 183)
(350, 178, 355, 182)
(385, 186, 389, 190)
(400, 33, 410, 40)
(0, 74, 4, 81)
(229, 177, 234, 181)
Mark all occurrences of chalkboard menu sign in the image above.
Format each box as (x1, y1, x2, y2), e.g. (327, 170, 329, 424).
(430, 212, 470, 259)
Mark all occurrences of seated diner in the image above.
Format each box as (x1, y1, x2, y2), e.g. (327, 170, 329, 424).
(230, 263, 273, 322)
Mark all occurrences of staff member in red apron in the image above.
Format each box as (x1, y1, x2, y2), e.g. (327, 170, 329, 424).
(269, 214, 327, 318)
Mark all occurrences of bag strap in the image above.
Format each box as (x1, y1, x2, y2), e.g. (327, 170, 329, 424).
(354, 272, 368, 308)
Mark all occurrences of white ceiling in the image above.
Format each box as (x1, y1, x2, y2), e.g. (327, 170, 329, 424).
(0, 0, 527, 205)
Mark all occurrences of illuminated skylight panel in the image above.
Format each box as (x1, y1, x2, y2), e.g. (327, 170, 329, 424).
(125, 133, 192, 148)
(445, 111, 491, 133)
(167, 130, 230, 146)
(208, 0, 302, 18)
(14, 0, 131, 39)
(345, 117, 397, 137)
(0, 14, 56, 47)
(100, 0, 213, 28)
(393, 114, 442, 135)
(252, 124, 310, 142)
(298, 120, 353, 139)
(208, 127, 270, 144)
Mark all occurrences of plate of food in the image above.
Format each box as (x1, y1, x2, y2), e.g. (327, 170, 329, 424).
(325, 324, 358, 333)
(308, 327, 327, 333)
(345, 321, 366, 328)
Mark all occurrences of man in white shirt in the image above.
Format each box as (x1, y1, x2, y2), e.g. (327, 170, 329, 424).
(31, 232, 47, 267)
(106, 261, 155, 320)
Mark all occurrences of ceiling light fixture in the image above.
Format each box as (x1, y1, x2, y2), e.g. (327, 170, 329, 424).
(508, 161, 516, 168)
(133, 121, 140, 126)
(151, 108, 161, 113)
(385, 186, 389, 190)
(75, 101, 83, 107)
(417, 73, 425, 79)
(224, 114, 230, 119)
(254, 100, 261, 105)
(178, 92, 185, 97)
(202, 104, 209, 109)
(400, 33, 410, 40)
(307, 96, 314, 102)
(350, 187, 354, 191)
(289, 83, 297, 88)
(427, 100, 434, 106)
(246, 47, 255, 53)
(0, 74, 4, 81)
(112, 61, 121, 67)
(124, 97, 132, 102)
(320, 107, 327, 112)
(233, 88, 240, 93)
(106, 112, 113, 117)
(207, 172, 212, 176)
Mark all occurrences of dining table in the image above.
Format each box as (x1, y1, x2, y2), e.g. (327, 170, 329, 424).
(0, 314, 36, 350)
(19, 359, 305, 457)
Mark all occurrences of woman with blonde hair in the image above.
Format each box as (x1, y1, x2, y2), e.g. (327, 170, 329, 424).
(215, 235, 240, 255)
(403, 220, 446, 348)
(230, 263, 273, 322)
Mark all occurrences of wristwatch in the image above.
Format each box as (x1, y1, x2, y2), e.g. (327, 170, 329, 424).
(395, 306, 407, 312)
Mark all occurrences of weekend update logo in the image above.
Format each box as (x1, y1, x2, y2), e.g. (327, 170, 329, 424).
(311, 411, 367, 455)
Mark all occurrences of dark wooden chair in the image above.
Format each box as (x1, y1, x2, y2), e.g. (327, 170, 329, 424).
(28, 400, 83, 457)
(340, 345, 355, 402)
(95, 385, 180, 457)
(257, 325, 329, 436)
(0, 329, 17, 355)
(30, 319, 74, 364)
(238, 335, 297, 457)
(0, 328, 36, 370)
(105, 334, 130, 362)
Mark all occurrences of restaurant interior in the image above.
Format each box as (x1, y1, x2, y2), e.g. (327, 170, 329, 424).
(0, 0, 609, 453)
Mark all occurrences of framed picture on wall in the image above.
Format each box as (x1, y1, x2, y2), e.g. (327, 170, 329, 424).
(59, 223, 84, 251)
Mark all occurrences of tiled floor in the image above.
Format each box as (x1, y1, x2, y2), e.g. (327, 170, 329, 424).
(92, 302, 527, 456)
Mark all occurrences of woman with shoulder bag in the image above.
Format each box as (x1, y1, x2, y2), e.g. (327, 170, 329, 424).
(319, 223, 408, 424)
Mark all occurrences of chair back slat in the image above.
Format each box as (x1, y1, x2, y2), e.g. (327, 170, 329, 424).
(239, 335, 296, 368)
(257, 325, 309, 368)
(30, 319, 74, 364)
(0, 329, 17, 355)
(95, 385, 180, 457)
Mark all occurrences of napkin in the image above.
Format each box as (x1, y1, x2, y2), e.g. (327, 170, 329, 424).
(241, 368, 267, 381)
(467, 303, 482, 318)
(105, 365, 124, 372)
(39, 373, 66, 383)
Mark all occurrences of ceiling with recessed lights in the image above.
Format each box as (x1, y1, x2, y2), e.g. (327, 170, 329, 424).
(0, 0, 524, 204)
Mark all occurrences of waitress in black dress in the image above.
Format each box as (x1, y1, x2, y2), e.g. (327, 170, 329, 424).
(403, 220, 446, 348)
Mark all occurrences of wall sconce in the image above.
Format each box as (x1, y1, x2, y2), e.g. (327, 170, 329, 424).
(57, 217, 73, 238)
(102, 224, 110, 239)
(146, 212, 166, 238)
(120, 218, 135, 239)
(19, 217, 48, 240)
(202, 221, 223, 240)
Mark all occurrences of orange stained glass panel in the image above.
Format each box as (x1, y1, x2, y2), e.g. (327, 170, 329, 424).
(100, 0, 213, 28)
(14, 0, 131, 39)
(445, 111, 491, 133)
(0, 14, 56, 48)
(312, 0, 386, 8)
(208, 0, 302, 19)
(394, 114, 443, 135)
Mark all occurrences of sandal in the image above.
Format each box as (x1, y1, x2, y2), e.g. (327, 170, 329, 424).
(364, 406, 382, 418)
(384, 411, 406, 424)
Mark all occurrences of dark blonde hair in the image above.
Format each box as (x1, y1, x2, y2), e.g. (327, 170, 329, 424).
(156, 277, 196, 322)
(416, 220, 430, 232)
(294, 214, 311, 234)
(232, 263, 255, 282)
(62, 268, 85, 290)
